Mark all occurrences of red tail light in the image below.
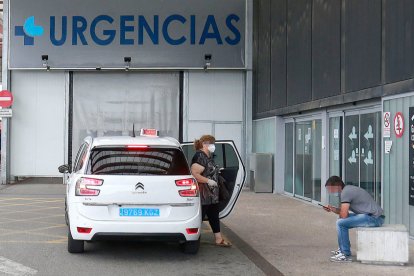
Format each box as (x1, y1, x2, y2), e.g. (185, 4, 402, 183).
(75, 177, 104, 196)
(175, 178, 195, 186)
(126, 145, 148, 150)
(77, 227, 92, 234)
(179, 189, 198, 197)
(186, 228, 199, 235)
(176, 178, 199, 197)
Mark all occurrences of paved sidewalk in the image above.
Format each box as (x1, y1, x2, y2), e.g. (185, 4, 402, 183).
(223, 191, 414, 276)
(1, 181, 413, 275)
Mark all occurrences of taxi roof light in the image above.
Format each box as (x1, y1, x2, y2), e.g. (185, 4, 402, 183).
(140, 128, 159, 137)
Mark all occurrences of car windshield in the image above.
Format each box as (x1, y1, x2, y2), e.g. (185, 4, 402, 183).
(85, 147, 190, 176)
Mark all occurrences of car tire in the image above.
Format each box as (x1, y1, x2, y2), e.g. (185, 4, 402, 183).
(68, 230, 84, 253)
(180, 237, 200, 254)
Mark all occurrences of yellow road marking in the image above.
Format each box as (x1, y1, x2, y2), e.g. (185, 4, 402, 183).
(0, 240, 66, 244)
(0, 197, 63, 202)
(0, 214, 64, 226)
(0, 229, 67, 240)
(0, 206, 61, 215)
(0, 224, 67, 237)
(0, 201, 63, 208)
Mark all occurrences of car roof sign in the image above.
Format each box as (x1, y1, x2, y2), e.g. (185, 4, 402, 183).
(140, 128, 159, 137)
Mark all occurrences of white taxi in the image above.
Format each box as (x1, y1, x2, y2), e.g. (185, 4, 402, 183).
(59, 129, 245, 254)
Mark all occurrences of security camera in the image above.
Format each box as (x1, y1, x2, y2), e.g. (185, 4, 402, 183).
(124, 57, 131, 71)
(204, 54, 212, 71)
(41, 55, 49, 69)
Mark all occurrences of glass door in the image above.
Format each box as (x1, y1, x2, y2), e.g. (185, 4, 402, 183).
(345, 115, 360, 186)
(294, 122, 306, 197)
(342, 111, 381, 202)
(329, 116, 343, 177)
(284, 123, 294, 194)
(359, 112, 381, 201)
(293, 119, 322, 201)
(329, 116, 343, 206)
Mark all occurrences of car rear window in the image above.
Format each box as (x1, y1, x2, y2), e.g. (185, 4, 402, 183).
(86, 147, 190, 175)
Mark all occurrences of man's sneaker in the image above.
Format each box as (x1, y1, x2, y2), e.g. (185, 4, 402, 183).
(330, 248, 341, 256)
(330, 253, 352, 263)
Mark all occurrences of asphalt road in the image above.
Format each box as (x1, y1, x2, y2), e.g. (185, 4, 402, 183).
(0, 183, 265, 276)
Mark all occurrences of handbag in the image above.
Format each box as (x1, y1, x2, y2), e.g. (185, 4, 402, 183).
(218, 174, 230, 201)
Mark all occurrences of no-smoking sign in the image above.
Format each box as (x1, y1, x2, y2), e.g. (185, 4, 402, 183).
(394, 112, 404, 138)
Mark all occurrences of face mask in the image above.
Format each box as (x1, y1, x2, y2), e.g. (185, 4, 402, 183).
(208, 144, 216, 153)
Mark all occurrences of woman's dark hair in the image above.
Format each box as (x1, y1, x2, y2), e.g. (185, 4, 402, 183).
(194, 135, 215, 150)
(325, 176, 345, 188)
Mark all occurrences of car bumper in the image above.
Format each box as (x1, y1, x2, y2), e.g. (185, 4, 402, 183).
(68, 205, 201, 241)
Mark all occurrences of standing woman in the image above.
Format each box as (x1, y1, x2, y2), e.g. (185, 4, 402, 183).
(191, 135, 232, 247)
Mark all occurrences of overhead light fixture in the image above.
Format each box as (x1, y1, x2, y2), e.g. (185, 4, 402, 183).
(124, 57, 131, 71)
(204, 54, 212, 71)
(41, 55, 50, 71)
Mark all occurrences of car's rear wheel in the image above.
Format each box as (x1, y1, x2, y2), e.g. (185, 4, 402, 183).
(180, 237, 200, 254)
(68, 230, 84, 253)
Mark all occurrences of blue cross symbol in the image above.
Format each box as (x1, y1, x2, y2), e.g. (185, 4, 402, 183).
(15, 25, 35, 45)
(15, 16, 44, 46)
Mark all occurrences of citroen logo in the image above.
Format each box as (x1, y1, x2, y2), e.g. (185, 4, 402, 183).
(135, 182, 144, 190)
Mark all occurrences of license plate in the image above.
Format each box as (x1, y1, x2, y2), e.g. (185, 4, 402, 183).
(119, 208, 160, 217)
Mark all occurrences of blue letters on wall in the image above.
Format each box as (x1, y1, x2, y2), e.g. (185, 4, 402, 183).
(47, 14, 241, 46)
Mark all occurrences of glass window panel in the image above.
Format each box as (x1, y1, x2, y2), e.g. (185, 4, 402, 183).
(360, 113, 376, 199)
(329, 116, 342, 206)
(295, 124, 305, 197)
(374, 112, 381, 204)
(329, 117, 342, 177)
(343, 111, 381, 204)
(303, 122, 313, 199)
(312, 120, 322, 202)
(284, 123, 294, 193)
(345, 115, 359, 186)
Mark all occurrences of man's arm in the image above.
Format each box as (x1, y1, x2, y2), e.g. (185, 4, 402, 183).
(323, 204, 349, 217)
(339, 203, 350, 218)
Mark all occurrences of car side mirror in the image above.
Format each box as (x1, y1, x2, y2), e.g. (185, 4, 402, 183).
(58, 164, 71, 174)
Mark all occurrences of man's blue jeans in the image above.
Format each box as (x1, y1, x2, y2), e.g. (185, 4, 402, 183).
(336, 213, 384, 256)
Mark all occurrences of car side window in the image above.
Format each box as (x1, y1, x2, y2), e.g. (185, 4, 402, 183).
(73, 143, 88, 172)
(213, 144, 238, 168)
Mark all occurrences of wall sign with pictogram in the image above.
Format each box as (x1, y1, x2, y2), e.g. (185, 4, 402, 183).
(394, 112, 404, 138)
(0, 90, 14, 108)
(383, 112, 391, 138)
(409, 107, 414, 206)
(0, 90, 14, 118)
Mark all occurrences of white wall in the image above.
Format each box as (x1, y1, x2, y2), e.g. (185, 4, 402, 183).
(185, 71, 244, 153)
(10, 71, 66, 176)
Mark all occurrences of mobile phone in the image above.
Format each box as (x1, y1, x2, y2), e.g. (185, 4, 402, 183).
(318, 203, 325, 207)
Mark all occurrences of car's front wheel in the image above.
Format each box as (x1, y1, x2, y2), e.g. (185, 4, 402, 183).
(67, 230, 84, 253)
(180, 237, 200, 254)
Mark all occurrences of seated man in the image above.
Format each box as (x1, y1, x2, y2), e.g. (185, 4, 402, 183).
(323, 176, 384, 262)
